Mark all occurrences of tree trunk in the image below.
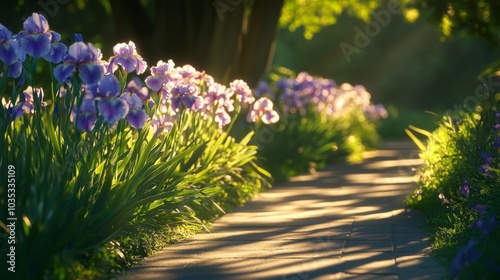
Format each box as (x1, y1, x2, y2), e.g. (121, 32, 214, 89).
(108, 0, 284, 86)
(232, 0, 285, 86)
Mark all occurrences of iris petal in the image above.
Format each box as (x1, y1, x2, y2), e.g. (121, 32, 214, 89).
(126, 109, 149, 129)
(76, 113, 97, 132)
(54, 63, 76, 83)
(19, 33, 51, 58)
(78, 63, 104, 85)
(98, 98, 129, 124)
(145, 76, 164, 92)
(97, 74, 121, 97)
(44, 42, 68, 63)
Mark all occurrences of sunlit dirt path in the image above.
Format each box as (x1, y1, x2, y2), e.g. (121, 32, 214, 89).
(119, 141, 446, 280)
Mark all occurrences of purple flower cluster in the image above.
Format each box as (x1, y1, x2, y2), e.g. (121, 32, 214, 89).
(144, 60, 279, 133)
(1, 13, 278, 134)
(263, 72, 387, 121)
(72, 74, 150, 131)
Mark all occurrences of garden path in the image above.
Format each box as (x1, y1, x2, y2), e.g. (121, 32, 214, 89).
(119, 141, 446, 280)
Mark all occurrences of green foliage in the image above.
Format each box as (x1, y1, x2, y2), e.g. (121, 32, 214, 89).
(407, 89, 500, 277)
(280, 0, 382, 39)
(409, 0, 500, 44)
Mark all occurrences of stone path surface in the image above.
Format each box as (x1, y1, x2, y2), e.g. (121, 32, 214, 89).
(119, 141, 446, 280)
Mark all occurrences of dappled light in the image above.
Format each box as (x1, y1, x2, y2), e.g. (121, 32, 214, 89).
(119, 141, 444, 279)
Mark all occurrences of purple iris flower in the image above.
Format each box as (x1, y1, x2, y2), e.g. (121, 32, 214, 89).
(145, 59, 176, 92)
(247, 97, 280, 124)
(74, 98, 97, 132)
(125, 77, 150, 101)
(96, 74, 121, 98)
(230, 79, 255, 104)
(2, 86, 46, 118)
(121, 92, 149, 129)
(202, 74, 215, 87)
(54, 41, 105, 84)
(44, 32, 67, 63)
(0, 23, 20, 65)
(0, 24, 23, 78)
(203, 83, 234, 113)
(479, 152, 493, 176)
(95, 75, 129, 125)
(459, 179, 470, 197)
(97, 98, 129, 125)
(2, 97, 24, 119)
(170, 82, 203, 111)
(176, 64, 203, 81)
(108, 41, 147, 74)
(15, 13, 66, 62)
(449, 239, 481, 278)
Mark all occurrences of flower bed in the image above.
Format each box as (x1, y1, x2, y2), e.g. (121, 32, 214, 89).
(251, 70, 387, 182)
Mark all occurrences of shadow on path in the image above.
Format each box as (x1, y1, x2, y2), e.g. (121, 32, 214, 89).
(119, 141, 446, 280)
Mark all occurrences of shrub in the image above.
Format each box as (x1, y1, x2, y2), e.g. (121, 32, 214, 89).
(407, 87, 500, 278)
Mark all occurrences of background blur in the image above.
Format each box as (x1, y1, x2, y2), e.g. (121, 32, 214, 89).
(3, 0, 500, 112)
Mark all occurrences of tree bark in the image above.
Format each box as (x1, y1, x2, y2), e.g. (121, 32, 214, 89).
(108, 0, 284, 86)
(231, 0, 285, 86)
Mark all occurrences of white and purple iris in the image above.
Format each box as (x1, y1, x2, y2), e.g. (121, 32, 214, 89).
(230, 79, 255, 104)
(247, 97, 280, 124)
(108, 41, 147, 74)
(145, 59, 177, 92)
(1, 86, 46, 119)
(202, 83, 234, 113)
